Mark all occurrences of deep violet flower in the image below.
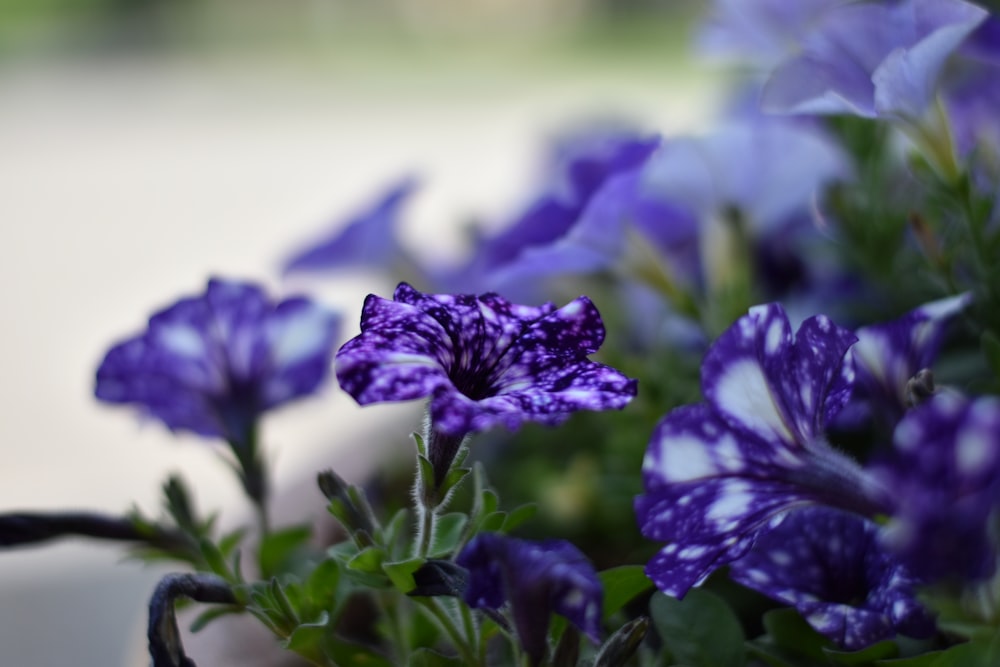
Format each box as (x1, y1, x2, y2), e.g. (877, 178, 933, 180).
(335, 283, 637, 483)
(759, 0, 988, 120)
(636, 303, 891, 598)
(843, 293, 971, 432)
(95, 278, 341, 446)
(283, 176, 418, 275)
(871, 393, 1000, 581)
(730, 507, 934, 650)
(456, 533, 602, 665)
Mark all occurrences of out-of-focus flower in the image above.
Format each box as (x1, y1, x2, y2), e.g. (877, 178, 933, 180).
(335, 282, 637, 438)
(759, 0, 987, 121)
(730, 507, 934, 650)
(697, 0, 841, 69)
(95, 278, 341, 447)
(456, 532, 602, 665)
(636, 303, 891, 598)
(871, 393, 1000, 581)
(489, 117, 849, 307)
(438, 129, 659, 297)
(842, 293, 971, 432)
(283, 176, 418, 275)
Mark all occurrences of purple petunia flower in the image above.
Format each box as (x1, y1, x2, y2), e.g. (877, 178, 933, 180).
(730, 507, 934, 650)
(636, 303, 892, 598)
(456, 533, 602, 665)
(95, 278, 341, 447)
(843, 293, 971, 432)
(872, 393, 1000, 582)
(759, 0, 988, 121)
(283, 176, 418, 276)
(336, 283, 637, 483)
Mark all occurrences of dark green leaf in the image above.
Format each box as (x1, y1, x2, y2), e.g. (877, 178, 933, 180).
(762, 607, 832, 662)
(599, 565, 653, 620)
(258, 524, 312, 579)
(384, 557, 426, 594)
(500, 503, 537, 533)
(407, 647, 468, 666)
(188, 605, 244, 633)
(824, 640, 898, 664)
(650, 589, 745, 667)
(282, 611, 331, 662)
(430, 513, 468, 557)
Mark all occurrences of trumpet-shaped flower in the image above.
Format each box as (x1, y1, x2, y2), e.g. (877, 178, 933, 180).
(95, 278, 341, 446)
(456, 533, 602, 665)
(636, 303, 890, 598)
(335, 282, 637, 437)
(872, 393, 1000, 581)
(730, 507, 934, 650)
(760, 0, 988, 120)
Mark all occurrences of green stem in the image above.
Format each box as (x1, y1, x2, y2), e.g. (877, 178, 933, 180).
(417, 598, 481, 666)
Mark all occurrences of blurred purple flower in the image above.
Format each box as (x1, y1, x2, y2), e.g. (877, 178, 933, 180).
(872, 393, 1000, 581)
(489, 117, 849, 303)
(283, 176, 418, 275)
(335, 283, 636, 480)
(730, 507, 934, 650)
(438, 129, 659, 297)
(456, 533, 602, 665)
(636, 303, 891, 598)
(697, 0, 841, 69)
(95, 278, 341, 446)
(759, 0, 988, 120)
(842, 293, 970, 432)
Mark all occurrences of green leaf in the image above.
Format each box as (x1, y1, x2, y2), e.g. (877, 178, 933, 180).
(500, 503, 537, 533)
(412, 431, 428, 457)
(407, 647, 468, 666)
(199, 537, 234, 581)
(305, 559, 342, 609)
(188, 605, 244, 633)
(326, 637, 395, 667)
(650, 589, 745, 667)
(347, 546, 386, 574)
(762, 607, 832, 662)
(440, 467, 471, 499)
(882, 636, 1000, 667)
(282, 611, 331, 662)
(478, 511, 508, 533)
(430, 513, 468, 557)
(258, 524, 312, 579)
(383, 557, 426, 594)
(824, 640, 898, 664)
(599, 565, 653, 620)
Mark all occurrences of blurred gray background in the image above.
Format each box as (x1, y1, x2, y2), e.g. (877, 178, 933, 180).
(0, 1, 719, 664)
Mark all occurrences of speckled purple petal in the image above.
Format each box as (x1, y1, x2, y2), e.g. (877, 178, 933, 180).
(873, 393, 1000, 581)
(457, 533, 602, 664)
(730, 507, 934, 650)
(95, 278, 340, 443)
(335, 283, 637, 437)
(637, 304, 892, 600)
(701, 303, 857, 448)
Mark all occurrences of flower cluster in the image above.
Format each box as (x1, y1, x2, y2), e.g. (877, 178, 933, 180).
(5, 1, 1000, 666)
